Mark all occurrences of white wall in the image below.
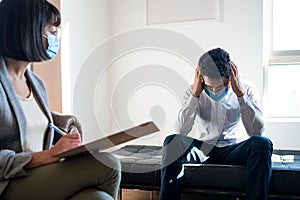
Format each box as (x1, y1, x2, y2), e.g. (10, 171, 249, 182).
(61, 0, 299, 150)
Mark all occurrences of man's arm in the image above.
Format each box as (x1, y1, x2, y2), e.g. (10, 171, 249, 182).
(231, 62, 264, 136)
(238, 81, 265, 136)
(176, 67, 203, 135)
(176, 85, 200, 135)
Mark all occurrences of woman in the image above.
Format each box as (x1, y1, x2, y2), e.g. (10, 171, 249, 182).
(0, 0, 121, 199)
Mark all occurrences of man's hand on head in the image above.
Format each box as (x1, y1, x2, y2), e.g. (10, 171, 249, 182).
(230, 62, 244, 97)
(192, 67, 203, 97)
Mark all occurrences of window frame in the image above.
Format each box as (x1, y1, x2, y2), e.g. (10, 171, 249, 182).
(268, 0, 300, 65)
(263, 0, 300, 119)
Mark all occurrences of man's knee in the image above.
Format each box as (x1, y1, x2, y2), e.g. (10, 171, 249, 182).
(164, 134, 177, 146)
(163, 134, 189, 147)
(249, 136, 273, 155)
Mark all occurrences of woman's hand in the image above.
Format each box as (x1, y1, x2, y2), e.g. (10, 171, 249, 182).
(50, 133, 82, 156)
(192, 67, 203, 97)
(25, 133, 81, 169)
(231, 62, 244, 97)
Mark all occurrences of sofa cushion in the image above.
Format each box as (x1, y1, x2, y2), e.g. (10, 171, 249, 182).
(269, 150, 300, 195)
(112, 145, 300, 197)
(112, 145, 162, 190)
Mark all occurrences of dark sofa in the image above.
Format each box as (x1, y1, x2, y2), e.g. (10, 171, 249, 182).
(112, 145, 300, 200)
(53, 113, 299, 199)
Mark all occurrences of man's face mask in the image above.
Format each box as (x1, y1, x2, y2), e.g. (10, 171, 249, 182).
(201, 75, 230, 102)
(204, 86, 229, 102)
(44, 33, 60, 59)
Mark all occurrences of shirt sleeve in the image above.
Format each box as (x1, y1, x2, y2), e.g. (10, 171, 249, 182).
(0, 150, 33, 180)
(175, 85, 199, 135)
(238, 80, 265, 136)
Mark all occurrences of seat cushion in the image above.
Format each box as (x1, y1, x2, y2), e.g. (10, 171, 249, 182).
(269, 150, 300, 195)
(112, 145, 300, 196)
(112, 145, 162, 190)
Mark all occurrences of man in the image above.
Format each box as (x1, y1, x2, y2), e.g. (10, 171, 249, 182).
(160, 48, 273, 200)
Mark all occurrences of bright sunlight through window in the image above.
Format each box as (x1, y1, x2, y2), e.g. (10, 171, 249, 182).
(264, 0, 300, 118)
(272, 0, 300, 51)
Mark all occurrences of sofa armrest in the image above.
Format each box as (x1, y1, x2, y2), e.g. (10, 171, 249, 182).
(51, 112, 83, 144)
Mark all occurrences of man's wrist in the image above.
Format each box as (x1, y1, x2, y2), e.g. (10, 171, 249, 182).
(236, 92, 244, 97)
(192, 92, 200, 98)
(192, 89, 201, 97)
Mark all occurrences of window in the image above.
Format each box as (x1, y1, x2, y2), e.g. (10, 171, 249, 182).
(265, 65, 300, 118)
(269, 0, 300, 64)
(264, 0, 300, 118)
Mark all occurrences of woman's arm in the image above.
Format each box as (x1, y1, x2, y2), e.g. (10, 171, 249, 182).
(25, 133, 81, 169)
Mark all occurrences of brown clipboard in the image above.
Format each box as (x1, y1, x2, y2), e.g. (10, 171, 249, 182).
(53, 121, 159, 158)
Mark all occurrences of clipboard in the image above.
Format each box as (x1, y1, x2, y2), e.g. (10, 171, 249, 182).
(53, 121, 159, 158)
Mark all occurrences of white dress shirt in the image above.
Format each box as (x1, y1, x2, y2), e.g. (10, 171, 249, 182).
(176, 80, 264, 147)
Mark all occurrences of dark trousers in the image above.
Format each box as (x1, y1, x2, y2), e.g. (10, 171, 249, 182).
(2, 153, 121, 200)
(159, 134, 273, 200)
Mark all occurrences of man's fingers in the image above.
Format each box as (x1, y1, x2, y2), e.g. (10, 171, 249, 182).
(231, 62, 238, 76)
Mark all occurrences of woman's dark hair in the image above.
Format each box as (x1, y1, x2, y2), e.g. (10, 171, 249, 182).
(0, 0, 61, 62)
(198, 48, 231, 80)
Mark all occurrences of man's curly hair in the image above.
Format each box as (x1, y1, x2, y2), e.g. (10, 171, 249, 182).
(198, 48, 231, 80)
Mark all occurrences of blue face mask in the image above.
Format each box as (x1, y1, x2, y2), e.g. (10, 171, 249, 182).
(204, 86, 228, 102)
(45, 34, 60, 59)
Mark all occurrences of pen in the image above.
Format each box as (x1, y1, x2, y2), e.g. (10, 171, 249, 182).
(49, 123, 66, 136)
